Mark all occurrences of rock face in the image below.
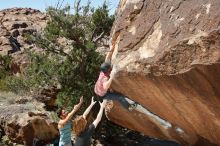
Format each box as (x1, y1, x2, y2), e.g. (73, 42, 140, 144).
(34, 86, 60, 110)
(0, 8, 48, 55)
(107, 0, 220, 146)
(0, 103, 59, 146)
(0, 8, 49, 76)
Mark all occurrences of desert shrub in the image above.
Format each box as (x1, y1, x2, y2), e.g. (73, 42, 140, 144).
(0, 55, 12, 91)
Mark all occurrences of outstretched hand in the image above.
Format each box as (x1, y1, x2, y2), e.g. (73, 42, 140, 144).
(99, 100, 107, 108)
(79, 96, 83, 103)
(73, 96, 83, 111)
(91, 96, 97, 105)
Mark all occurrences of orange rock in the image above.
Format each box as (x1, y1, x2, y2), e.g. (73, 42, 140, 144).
(107, 0, 220, 145)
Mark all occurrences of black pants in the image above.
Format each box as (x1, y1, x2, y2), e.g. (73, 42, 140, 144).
(103, 92, 130, 109)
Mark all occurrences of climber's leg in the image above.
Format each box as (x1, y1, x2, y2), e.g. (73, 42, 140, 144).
(104, 92, 137, 111)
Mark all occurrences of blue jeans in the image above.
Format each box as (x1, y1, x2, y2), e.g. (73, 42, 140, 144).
(103, 92, 130, 109)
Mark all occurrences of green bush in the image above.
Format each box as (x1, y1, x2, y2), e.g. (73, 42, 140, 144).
(4, 76, 29, 94)
(0, 55, 12, 91)
(0, 79, 8, 91)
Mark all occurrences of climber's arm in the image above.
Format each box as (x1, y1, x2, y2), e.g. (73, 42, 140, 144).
(105, 41, 115, 62)
(59, 96, 83, 128)
(103, 76, 113, 90)
(105, 50, 113, 62)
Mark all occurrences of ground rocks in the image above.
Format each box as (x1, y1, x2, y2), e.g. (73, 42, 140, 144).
(0, 102, 58, 146)
(34, 86, 60, 110)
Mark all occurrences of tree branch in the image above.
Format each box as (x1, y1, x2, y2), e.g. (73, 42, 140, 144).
(92, 31, 105, 43)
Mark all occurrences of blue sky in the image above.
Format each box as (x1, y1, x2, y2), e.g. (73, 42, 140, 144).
(0, 0, 119, 14)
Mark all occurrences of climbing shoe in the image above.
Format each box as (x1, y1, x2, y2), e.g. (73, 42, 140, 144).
(128, 102, 137, 111)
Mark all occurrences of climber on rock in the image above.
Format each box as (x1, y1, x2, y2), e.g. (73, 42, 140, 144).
(73, 97, 106, 146)
(56, 96, 83, 146)
(94, 43, 137, 111)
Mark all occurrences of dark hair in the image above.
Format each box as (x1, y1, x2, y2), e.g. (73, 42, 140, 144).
(100, 62, 111, 73)
(56, 108, 63, 119)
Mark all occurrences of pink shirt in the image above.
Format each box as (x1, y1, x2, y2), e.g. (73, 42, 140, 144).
(94, 72, 109, 96)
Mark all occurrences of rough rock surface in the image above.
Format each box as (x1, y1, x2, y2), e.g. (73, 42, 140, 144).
(0, 8, 48, 55)
(107, 0, 220, 146)
(0, 8, 49, 77)
(34, 86, 60, 110)
(0, 101, 58, 146)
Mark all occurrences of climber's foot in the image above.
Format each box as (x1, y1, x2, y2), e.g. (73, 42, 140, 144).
(128, 102, 137, 111)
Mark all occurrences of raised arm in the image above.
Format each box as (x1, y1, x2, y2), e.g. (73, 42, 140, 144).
(103, 76, 113, 90)
(69, 96, 83, 116)
(93, 100, 107, 128)
(82, 97, 96, 119)
(105, 50, 113, 62)
(105, 41, 115, 62)
(103, 66, 117, 90)
(60, 96, 83, 126)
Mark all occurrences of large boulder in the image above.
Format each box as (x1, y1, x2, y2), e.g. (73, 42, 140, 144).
(107, 0, 220, 146)
(0, 102, 59, 146)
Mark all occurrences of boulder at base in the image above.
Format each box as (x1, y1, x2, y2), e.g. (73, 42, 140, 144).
(0, 103, 59, 146)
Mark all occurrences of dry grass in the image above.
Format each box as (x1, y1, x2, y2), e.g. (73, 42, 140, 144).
(0, 91, 19, 105)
